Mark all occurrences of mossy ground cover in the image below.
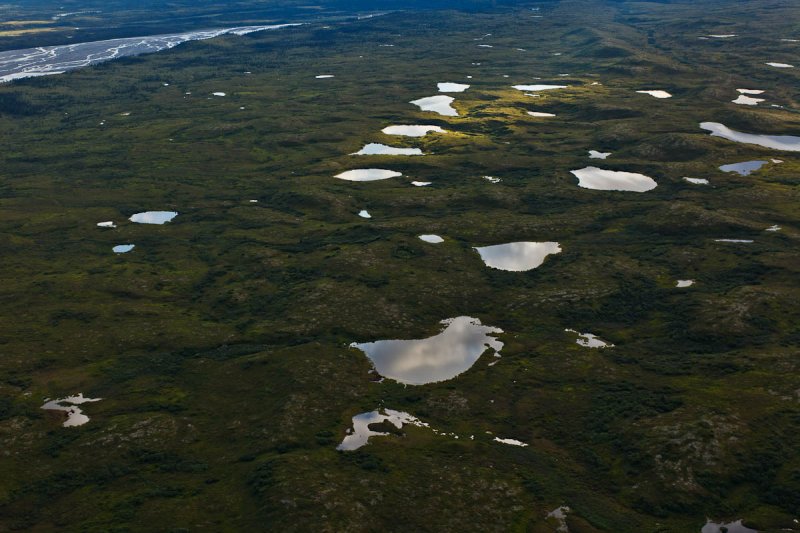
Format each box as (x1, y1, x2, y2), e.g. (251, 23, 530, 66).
(0, 0, 799, 531)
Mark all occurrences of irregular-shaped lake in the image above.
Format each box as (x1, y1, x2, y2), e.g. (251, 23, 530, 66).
(335, 169, 402, 182)
(494, 437, 528, 447)
(438, 82, 470, 93)
(381, 125, 447, 137)
(337, 409, 429, 451)
(565, 329, 614, 348)
(571, 167, 657, 192)
(352, 143, 423, 156)
(419, 234, 444, 243)
(700, 122, 800, 151)
(719, 160, 768, 176)
(637, 90, 672, 98)
(684, 177, 709, 185)
(129, 211, 178, 224)
(0, 24, 300, 83)
(512, 84, 568, 91)
(701, 520, 757, 533)
(410, 95, 459, 116)
(351, 316, 504, 385)
(474, 242, 561, 271)
(113, 244, 135, 254)
(732, 94, 764, 106)
(41, 393, 102, 427)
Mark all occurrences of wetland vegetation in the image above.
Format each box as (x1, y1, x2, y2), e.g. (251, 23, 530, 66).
(0, 0, 799, 531)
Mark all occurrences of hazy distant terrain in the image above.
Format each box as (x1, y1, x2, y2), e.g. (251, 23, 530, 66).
(0, 0, 798, 531)
(0, 0, 531, 50)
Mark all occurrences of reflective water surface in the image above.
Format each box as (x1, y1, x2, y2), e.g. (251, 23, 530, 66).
(637, 90, 672, 98)
(0, 24, 300, 83)
(337, 409, 429, 451)
(352, 143, 423, 156)
(41, 393, 102, 427)
(474, 241, 561, 271)
(335, 169, 402, 181)
(512, 84, 568, 91)
(565, 329, 614, 348)
(701, 520, 757, 533)
(381, 125, 446, 137)
(719, 160, 768, 176)
(438, 82, 470, 92)
(493, 437, 528, 447)
(571, 166, 657, 192)
(129, 211, 178, 224)
(701, 122, 800, 151)
(351, 316, 504, 385)
(732, 94, 764, 105)
(419, 234, 444, 243)
(410, 95, 459, 116)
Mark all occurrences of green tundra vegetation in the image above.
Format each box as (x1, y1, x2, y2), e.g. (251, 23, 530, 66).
(0, 0, 798, 531)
